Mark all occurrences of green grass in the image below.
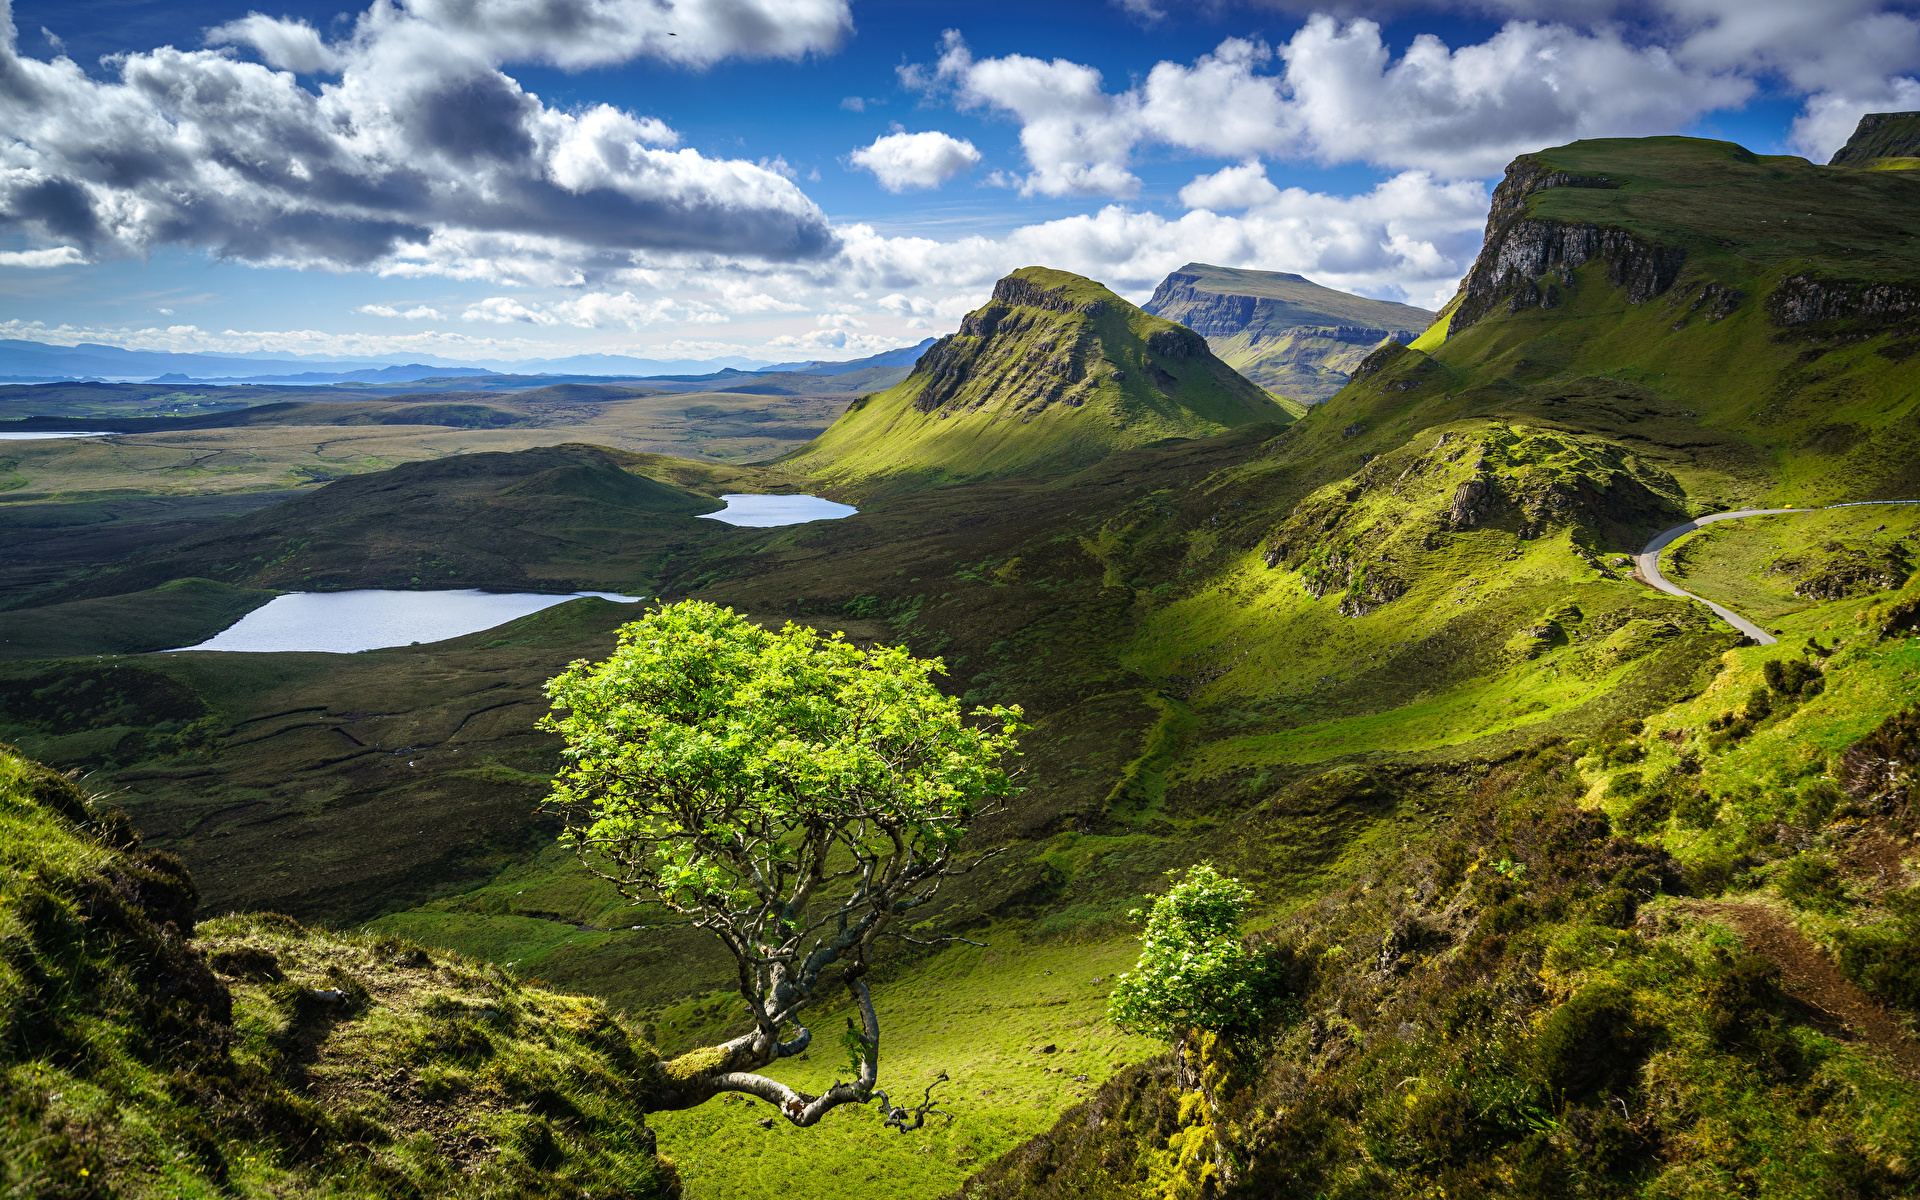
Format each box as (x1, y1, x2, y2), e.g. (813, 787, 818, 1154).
(1662, 505, 1920, 621)
(0, 577, 280, 659)
(648, 935, 1161, 1200)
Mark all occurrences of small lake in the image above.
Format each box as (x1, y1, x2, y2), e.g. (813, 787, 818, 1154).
(696, 493, 856, 527)
(171, 589, 643, 654)
(0, 431, 118, 440)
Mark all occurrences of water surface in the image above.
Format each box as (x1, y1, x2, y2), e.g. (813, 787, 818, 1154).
(0, 431, 117, 440)
(695, 493, 856, 527)
(171, 589, 642, 653)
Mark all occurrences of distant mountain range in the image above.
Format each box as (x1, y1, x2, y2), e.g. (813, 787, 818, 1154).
(1141, 265, 1435, 402)
(0, 337, 938, 386)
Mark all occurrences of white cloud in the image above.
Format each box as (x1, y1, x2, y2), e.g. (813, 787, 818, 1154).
(840, 96, 865, 112)
(463, 297, 560, 325)
(206, 15, 343, 73)
(0, 0, 845, 286)
(815, 312, 869, 329)
(1178, 161, 1282, 210)
(0, 245, 85, 267)
(763, 329, 911, 354)
(847, 129, 982, 192)
(358, 303, 447, 320)
(905, 11, 1920, 191)
(460, 291, 727, 329)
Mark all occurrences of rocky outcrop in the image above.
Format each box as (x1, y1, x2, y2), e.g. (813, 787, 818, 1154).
(1447, 156, 1684, 338)
(1145, 326, 1208, 358)
(1766, 274, 1920, 327)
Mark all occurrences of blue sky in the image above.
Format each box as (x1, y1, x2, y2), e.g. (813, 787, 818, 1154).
(1, 0, 1915, 365)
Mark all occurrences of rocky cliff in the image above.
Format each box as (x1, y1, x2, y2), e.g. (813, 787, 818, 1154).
(1143, 264, 1434, 402)
(784, 267, 1292, 493)
(1828, 110, 1920, 167)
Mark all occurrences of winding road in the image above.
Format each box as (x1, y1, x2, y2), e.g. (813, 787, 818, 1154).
(1635, 501, 1920, 646)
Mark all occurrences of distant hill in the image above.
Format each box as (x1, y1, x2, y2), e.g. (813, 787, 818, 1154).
(1142, 264, 1435, 403)
(784, 267, 1295, 494)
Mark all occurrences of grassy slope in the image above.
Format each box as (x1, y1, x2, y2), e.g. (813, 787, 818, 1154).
(1413, 137, 1920, 505)
(0, 742, 679, 1198)
(785, 267, 1290, 495)
(1662, 505, 1920, 622)
(0, 577, 282, 659)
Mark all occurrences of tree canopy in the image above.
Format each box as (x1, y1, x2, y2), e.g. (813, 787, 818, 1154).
(540, 601, 1024, 1126)
(1108, 864, 1261, 1040)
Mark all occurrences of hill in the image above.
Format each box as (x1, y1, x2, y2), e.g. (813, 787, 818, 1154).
(15, 444, 785, 604)
(0, 740, 681, 1196)
(784, 267, 1295, 495)
(1141, 263, 1435, 402)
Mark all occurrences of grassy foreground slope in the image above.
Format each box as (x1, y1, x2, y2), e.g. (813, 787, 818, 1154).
(0, 742, 680, 1198)
(784, 267, 1294, 496)
(1141, 263, 1434, 402)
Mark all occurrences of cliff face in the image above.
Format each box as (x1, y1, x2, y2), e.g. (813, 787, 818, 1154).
(1142, 264, 1434, 403)
(1828, 111, 1920, 166)
(1446, 157, 1686, 337)
(786, 267, 1292, 493)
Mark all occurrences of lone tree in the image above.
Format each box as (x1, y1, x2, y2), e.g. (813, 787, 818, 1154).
(540, 601, 1024, 1129)
(1108, 864, 1261, 1041)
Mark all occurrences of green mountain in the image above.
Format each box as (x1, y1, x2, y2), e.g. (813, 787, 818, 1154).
(1141, 263, 1435, 402)
(783, 266, 1296, 495)
(1827, 109, 1920, 168)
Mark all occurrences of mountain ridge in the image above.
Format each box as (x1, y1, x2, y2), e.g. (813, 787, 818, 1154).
(1142, 263, 1434, 402)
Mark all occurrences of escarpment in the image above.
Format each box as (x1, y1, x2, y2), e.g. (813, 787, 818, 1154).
(1448, 157, 1685, 337)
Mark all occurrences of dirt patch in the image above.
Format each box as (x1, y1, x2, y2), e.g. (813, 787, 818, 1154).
(1687, 900, 1920, 1079)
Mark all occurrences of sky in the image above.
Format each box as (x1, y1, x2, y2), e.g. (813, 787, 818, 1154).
(1, 0, 1917, 366)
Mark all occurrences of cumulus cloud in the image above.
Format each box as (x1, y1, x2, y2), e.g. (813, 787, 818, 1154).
(0, 0, 847, 284)
(905, 6, 1920, 190)
(848, 129, 982, 191)
(0, 245, 84, 267)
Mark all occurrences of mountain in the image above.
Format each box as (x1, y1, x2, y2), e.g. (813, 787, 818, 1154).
(1827, 109, 1920, 167)
(759, 337, 939, 375)
(784, 267, 1296, 493)
(1141, 264, 1435, 402)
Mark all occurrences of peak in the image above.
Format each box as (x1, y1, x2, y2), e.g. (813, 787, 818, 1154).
(1830, 111, 1920, 166)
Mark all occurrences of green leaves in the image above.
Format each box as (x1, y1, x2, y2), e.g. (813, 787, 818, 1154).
(1108, 863, 1261, 1041)
(539, 598, 1024, 938)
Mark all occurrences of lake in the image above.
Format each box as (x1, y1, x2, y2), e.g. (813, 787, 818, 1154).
(695, 493, 856, 527)
(171, 589, 643, 653)
(0, 431, 117, 440)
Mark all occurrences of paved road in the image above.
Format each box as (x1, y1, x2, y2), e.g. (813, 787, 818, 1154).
(1635, 501, 1920, 646)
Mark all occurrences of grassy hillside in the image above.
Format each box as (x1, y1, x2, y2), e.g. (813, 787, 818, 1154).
(0, 741, 680, 1198)
(784, 267, 1294, 496)
(0, 577, 280, 660)
(7, 445, 792, 606)
(1142, 263, 1435, 402)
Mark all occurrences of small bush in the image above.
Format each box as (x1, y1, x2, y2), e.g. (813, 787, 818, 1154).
(1777, 855, 1848, 911)
(1674, 789, 1720, 830)
(1794, 780, 1843, 828)
(1620, 787, 1673, 835)
(1701, 954, 1805, 1079)
(1535, 981, 1650, 1099)
(1836, 885, 1920, 1011)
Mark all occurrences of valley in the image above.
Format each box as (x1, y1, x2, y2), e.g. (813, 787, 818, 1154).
(5, 126, 1920, 1200)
